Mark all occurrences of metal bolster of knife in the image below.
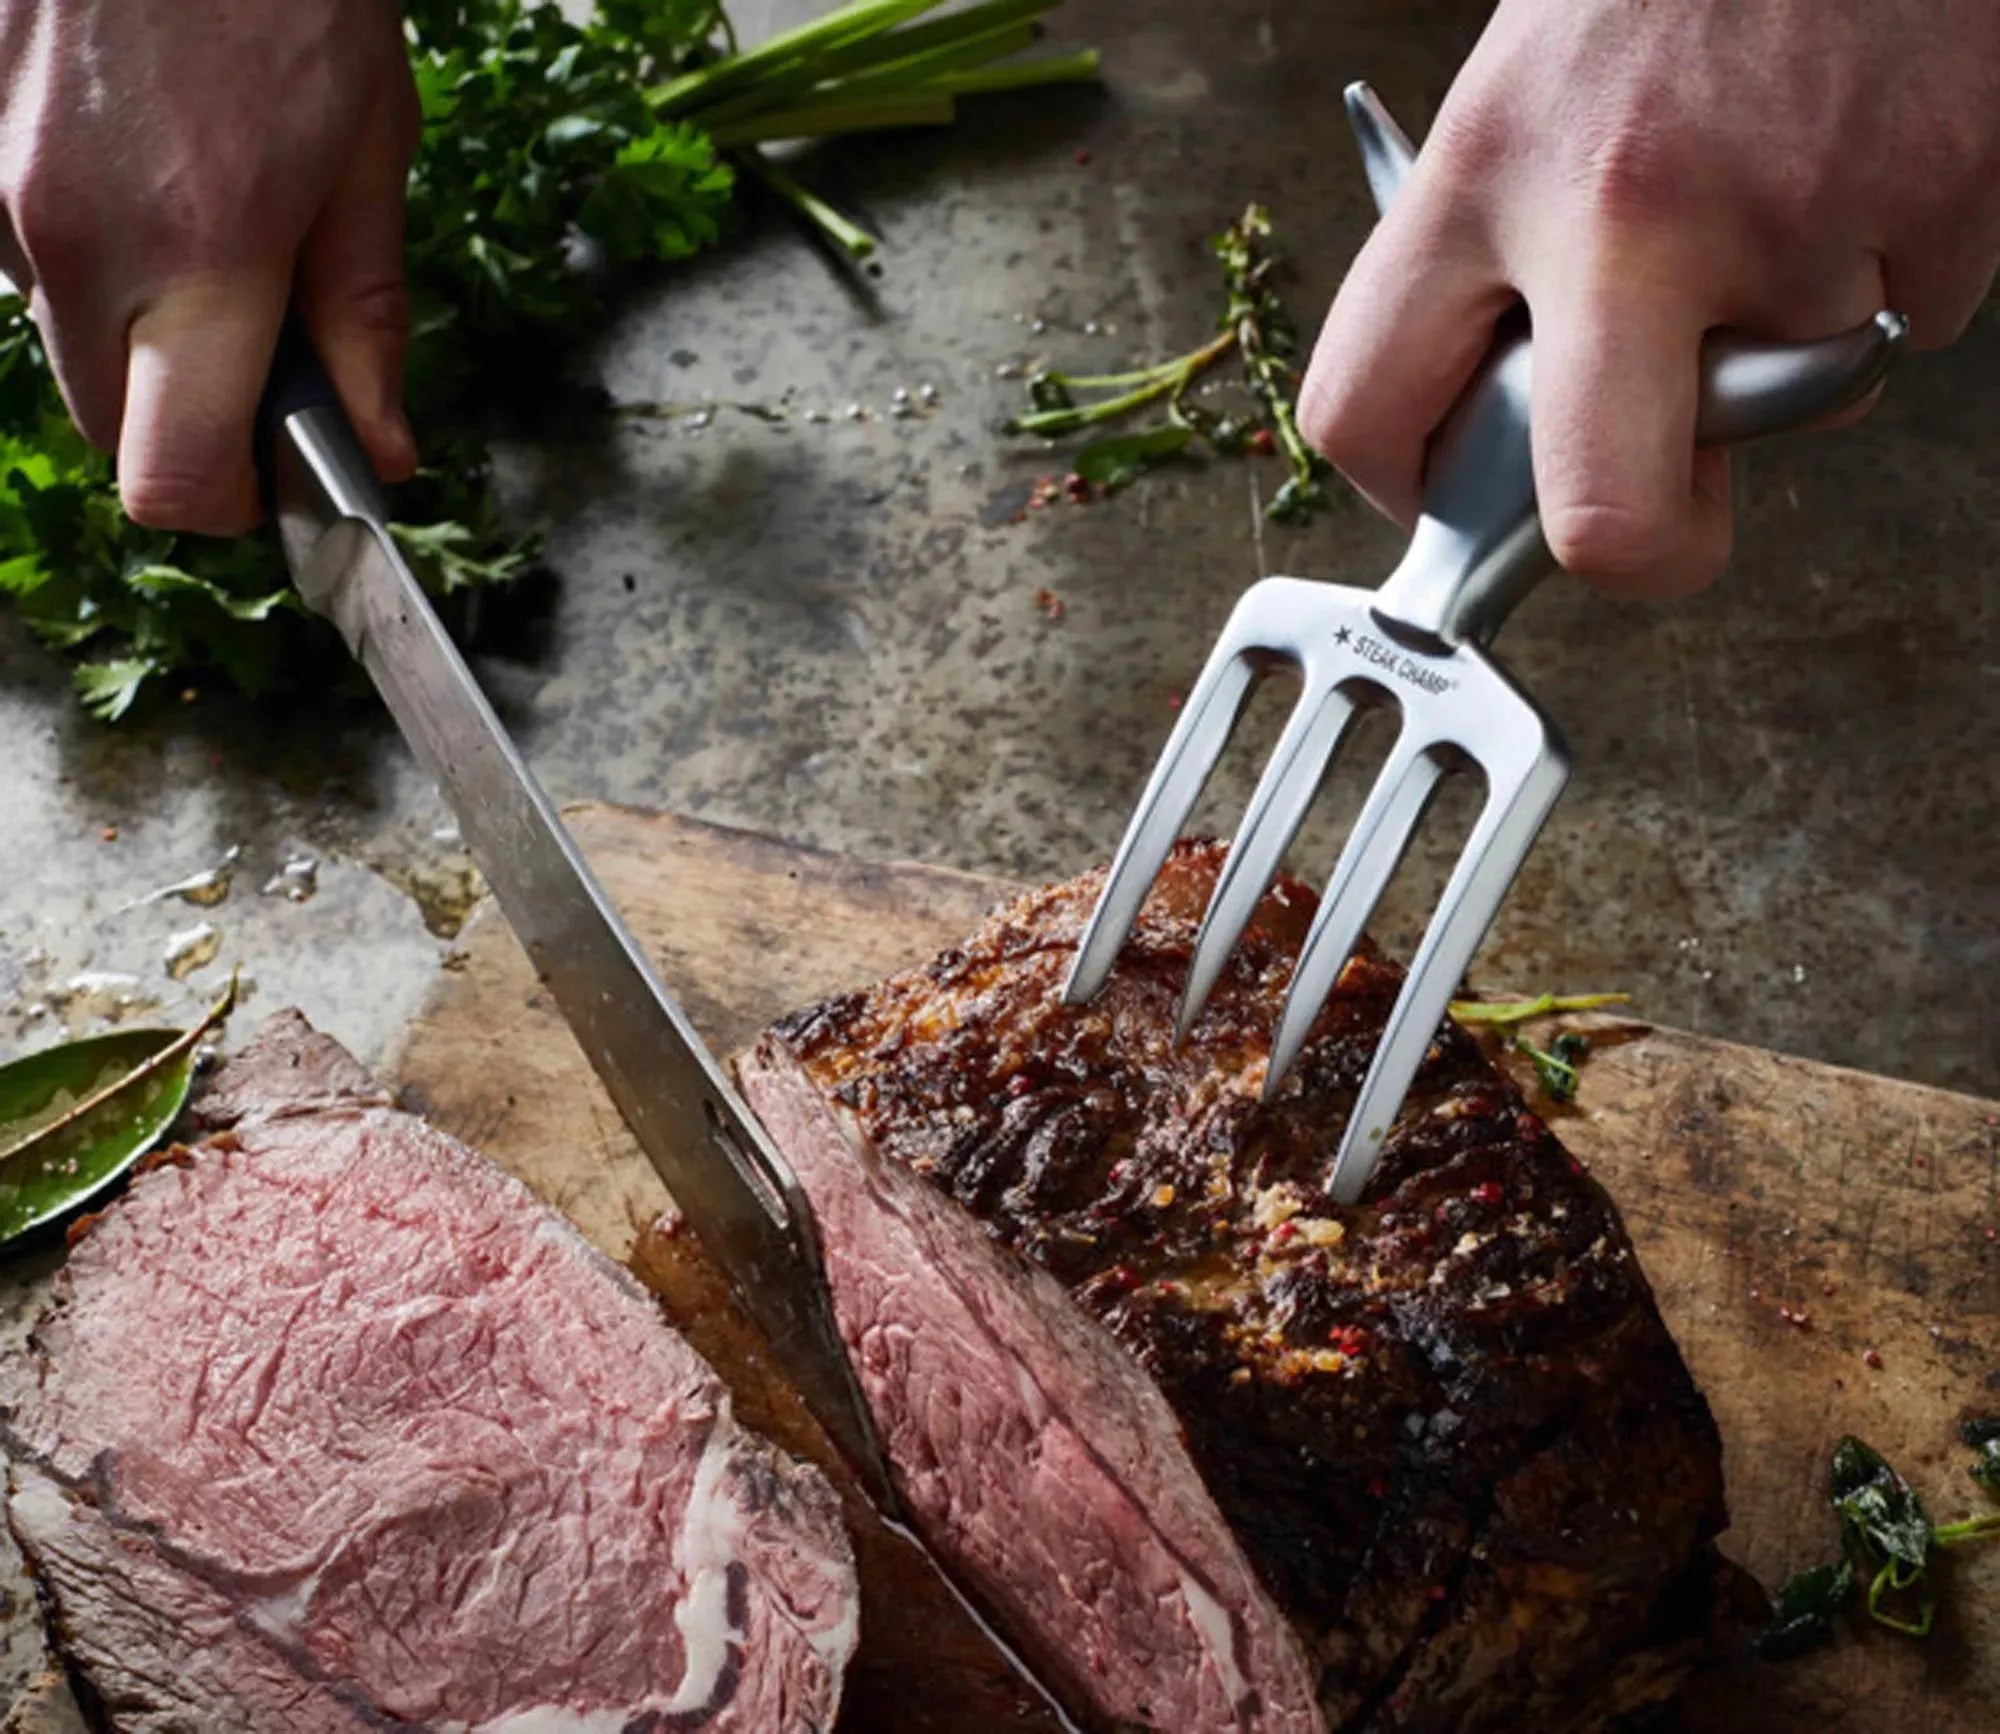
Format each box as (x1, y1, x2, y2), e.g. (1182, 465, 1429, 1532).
(261, 319, 396, 658)
(271, 417, 394, 662)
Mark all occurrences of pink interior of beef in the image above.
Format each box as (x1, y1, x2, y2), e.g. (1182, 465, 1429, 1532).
(739, 1038, 1324, 1734)
(3, 1068, 857, 1734)
(10, 1461, 381, 1733)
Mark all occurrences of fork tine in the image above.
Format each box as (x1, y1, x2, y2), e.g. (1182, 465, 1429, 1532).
(1261, 734, 1444, 1101)
(1063, 645, 1257, 1004)
(1177, 681, 1359, 1039)
(1323, 747, 1570, 1205)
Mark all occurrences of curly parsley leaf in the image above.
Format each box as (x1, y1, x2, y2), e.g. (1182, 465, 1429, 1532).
(74, 659, 160, 724)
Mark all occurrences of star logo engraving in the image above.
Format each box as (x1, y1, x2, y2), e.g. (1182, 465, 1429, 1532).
(1333, 625, 1352, 646)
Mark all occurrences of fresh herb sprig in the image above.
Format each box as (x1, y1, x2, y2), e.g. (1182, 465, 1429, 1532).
(1215, 206, 1326, 521)
(1513, 1030, 1591, 1103)
(0, 0, 1099, 718)
(1005, 203, 1331, 519)
(1757, 1431, 2000, 1659)
(1448, 991, 1629, 1104)
(1446, 991, 1631, 1026)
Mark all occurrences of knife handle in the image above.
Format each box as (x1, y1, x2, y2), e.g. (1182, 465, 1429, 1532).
(259, 314, 343, 428)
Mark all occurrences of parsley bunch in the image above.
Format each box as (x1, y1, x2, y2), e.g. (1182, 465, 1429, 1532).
(0, 0, 1095, 719)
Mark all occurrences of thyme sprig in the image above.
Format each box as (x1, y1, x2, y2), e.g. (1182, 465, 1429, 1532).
(1004, 204, 1331, 519)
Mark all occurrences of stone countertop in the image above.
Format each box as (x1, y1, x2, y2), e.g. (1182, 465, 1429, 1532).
(1, 0, 1996, 1703)
(2, 0, 1992, 1098)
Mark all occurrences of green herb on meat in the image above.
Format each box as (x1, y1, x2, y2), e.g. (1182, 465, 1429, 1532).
(1756, 1432, 2000, 1658)
(1513, 1030, 1590, 1104)
(0, 0, 1100, 718)
(1005, 203, 1329, 516)
(0, 978, 235, 1249)
(1447, 991, 1629, 1106)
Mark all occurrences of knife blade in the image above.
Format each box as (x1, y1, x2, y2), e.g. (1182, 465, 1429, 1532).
(260, 326, 894, 1511)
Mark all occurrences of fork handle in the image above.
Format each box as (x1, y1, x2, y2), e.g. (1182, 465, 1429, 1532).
(1345, 84, 1909, 648)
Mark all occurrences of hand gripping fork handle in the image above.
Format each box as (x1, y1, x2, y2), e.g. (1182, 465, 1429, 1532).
(1064, 83, 1908, 1205)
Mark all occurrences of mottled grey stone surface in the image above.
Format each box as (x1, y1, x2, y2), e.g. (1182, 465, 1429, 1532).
(1, 0, 1997, 1709)
(3, 3, 1991, 1100)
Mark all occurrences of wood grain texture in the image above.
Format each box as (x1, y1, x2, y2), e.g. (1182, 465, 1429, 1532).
(0, 1678, 88, 1734)
(389, 804, 2000, 1734)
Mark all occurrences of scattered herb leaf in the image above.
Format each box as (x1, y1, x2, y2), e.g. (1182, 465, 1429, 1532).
(1006, 203, 1328, 521)
(1073, 424, 1195, 489)
(389, 520, 537, 596)
(1965, 1418, 2000, 1493)
(73, 659, 160, 725)
(1265, 469, 1326, 524)
(1516, 1030, 1589, 1104)
(1830, 1436, 1939, 1635)
(1757, 1431, 2000, 1659)
(1026, 371, 1075, 413)
(1447, 991, 1628, 1105)
(0, 980, 235, 1247)
(1447, 991, 1631, 1029)
(1213, 204, 1330, 521)
(1753, 1559, 1858, 1661)
(1003, 338, 1235, 441)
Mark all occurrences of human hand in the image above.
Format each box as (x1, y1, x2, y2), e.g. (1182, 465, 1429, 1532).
(0, 0, 420, 534)
(1299, 0, 2000, 598)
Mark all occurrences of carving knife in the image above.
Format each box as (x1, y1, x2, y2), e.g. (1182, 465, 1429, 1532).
(259, 324, 896, 1512)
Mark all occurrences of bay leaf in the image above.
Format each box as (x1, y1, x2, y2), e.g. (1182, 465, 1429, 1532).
(0, 982, 234, 1247)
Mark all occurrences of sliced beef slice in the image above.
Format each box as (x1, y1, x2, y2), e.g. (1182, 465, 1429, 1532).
(736, 840, 1730, 1733)
(2, 1013, 857, 1733)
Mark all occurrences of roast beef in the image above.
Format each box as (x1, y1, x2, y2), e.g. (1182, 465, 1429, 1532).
(735, 840, 1730, 1733)
(1, 1011, 858, 1733)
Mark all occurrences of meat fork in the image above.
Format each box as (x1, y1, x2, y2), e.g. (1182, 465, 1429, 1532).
(1064, 84, 1909, 1204)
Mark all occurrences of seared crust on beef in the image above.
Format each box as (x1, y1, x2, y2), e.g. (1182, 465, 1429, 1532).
(764, 840, 1728, 1730)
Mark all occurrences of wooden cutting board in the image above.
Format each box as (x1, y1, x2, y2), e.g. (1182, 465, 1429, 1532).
(389, 804, 2000, 1733)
